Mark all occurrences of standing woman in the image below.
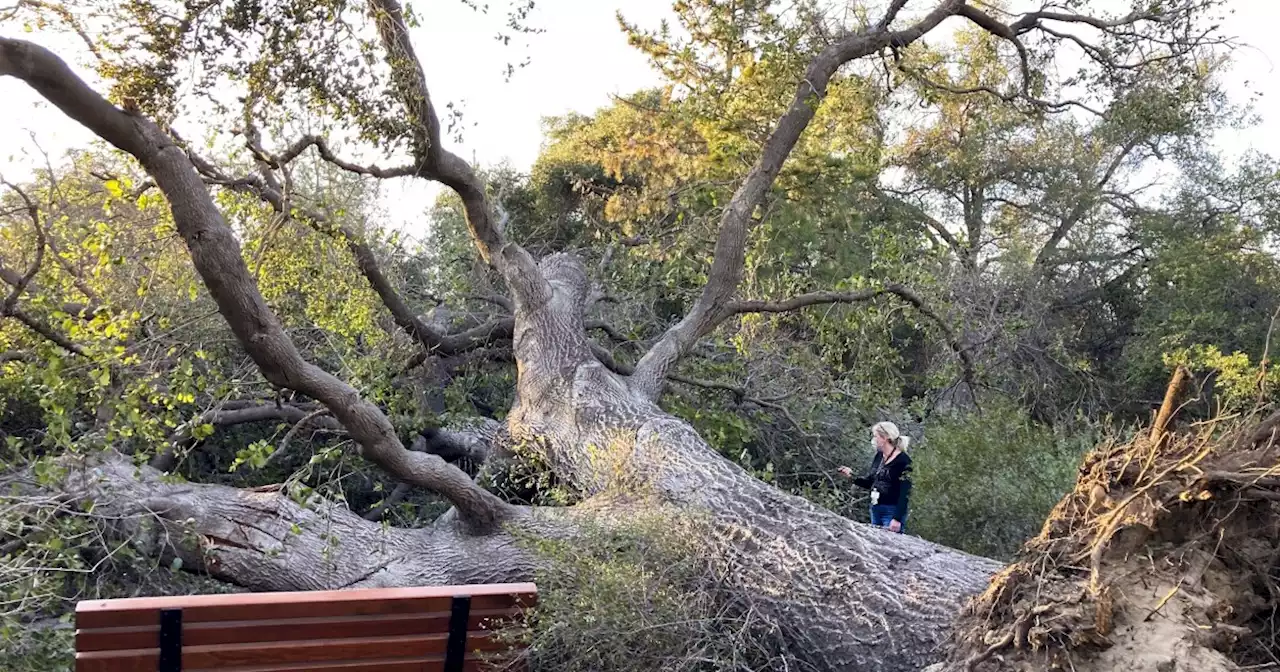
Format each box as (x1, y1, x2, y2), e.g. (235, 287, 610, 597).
(838, 421, 912, 533)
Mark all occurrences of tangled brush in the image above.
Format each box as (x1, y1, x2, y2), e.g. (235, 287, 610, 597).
(933, 368, 1280, 672)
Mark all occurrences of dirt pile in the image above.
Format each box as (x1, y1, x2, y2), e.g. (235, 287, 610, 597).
(932, 401, 1280, 672)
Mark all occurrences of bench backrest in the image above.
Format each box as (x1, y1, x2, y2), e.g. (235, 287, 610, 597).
(74, 582, 537, 672)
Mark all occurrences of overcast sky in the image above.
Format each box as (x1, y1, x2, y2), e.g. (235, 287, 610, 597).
(2, 0, 1278, 236)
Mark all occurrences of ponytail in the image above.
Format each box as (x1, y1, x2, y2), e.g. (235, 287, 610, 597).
(872, 421, 910, 452)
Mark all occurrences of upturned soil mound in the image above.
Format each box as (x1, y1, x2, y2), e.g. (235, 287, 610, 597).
(932, 398, 1280, 672)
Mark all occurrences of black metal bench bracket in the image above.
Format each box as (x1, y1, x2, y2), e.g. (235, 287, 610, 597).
(158, 608, 182, 672)
(445, 594, 472, 672)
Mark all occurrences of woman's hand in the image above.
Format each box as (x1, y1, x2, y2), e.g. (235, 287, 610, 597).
(888, 519, 902, 533)
(837, 466, 852, 478)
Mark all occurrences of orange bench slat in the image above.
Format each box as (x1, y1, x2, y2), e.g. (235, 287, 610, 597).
(75, 583, 537, 629)
(76, 607, 521, 651)
(75, 652, 497, 672)
(74, 630, 514, 666)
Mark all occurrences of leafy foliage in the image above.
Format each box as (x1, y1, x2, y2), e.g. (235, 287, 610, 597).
(911, 401, 1101, 560)
(504, 510, 796, 672)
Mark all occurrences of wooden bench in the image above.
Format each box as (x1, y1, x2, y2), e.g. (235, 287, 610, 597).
(74, 582, 537, 672)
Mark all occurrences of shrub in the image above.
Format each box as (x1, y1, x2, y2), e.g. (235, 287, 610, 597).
(910, 402, 1099, 559)
(500, 510, 797, 672)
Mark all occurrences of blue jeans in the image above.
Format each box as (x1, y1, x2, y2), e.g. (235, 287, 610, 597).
(870, 504, 906, 533)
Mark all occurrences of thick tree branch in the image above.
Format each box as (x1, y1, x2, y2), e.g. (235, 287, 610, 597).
(727, 284, 977, 391)
(0, 37, 514, 531)
(191, 143, 517, 359)
(418, 418, 504, 465)
(0, 350, 34, 364)
(629, 0, 964, 400)
(266, 135, 417, 179)
(1008, 7, 1171, 34)
(0, 303, 86, 356)
(150, 402, 345, 471)
(366, 0, 551, 311)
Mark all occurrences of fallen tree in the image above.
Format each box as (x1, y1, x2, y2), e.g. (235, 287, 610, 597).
(0, 0, 1240, 669)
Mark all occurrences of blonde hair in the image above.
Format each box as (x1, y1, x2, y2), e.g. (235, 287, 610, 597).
(872, 421, 911, 451)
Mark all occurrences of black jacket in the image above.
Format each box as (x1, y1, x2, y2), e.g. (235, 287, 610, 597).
(853, 450, 912, 522)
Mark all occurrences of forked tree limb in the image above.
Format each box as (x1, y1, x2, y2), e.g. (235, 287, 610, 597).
(920, 1, 1223, 116)
(262, 134, 417, 180)
(186, 151, 459, 355)
(628, 0, 966, 401)
(365, 0, 551, 312)
(0, 179, 88, 354)
(0, 178, 44, 312)
(0, 37, 514, 532)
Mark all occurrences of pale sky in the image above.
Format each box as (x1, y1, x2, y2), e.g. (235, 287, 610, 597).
(2, 1, 1279, 237)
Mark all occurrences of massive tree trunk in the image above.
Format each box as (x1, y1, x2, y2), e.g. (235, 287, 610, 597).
(497, 252, 1003, 668)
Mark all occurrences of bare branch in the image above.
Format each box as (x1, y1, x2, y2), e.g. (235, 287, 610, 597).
(263, 408, 333, 469)
(1008, 7, 1170, 34)
(150, 402, 345, 472)
(466, 293, 513, 312)
(876, 0, 912, 31)
(727, 284, 977, 392)
(366, 0, 551, 310)
(0, 37, 514, 531)
(926, 1, 1222, 114)
(0, 178, 45, 313)
(628, 0, 965, 400)
(585, 319, 629, 343)
(363, 481, 413, 522)
(590, 341, 812, 436)
(264, 134, 417, 179)
(190, 140, 513, 359)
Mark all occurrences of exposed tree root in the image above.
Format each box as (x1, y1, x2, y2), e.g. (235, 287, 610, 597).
(931, 405, 1280, 672)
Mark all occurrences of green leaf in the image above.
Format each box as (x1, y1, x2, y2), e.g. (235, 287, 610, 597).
(104, 179, 123, 198)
